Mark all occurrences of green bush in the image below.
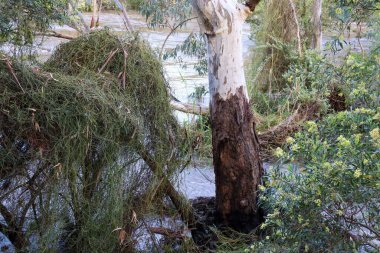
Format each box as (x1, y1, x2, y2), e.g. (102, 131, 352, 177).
(251, 50, 332, 132)
(126, 0, 144, 10)
(250, 48, 380, 252)
(256, 109, 379, 252)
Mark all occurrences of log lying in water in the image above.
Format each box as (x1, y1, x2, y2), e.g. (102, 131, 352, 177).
(258, 102, 321, 146)
(170, 101, 209, 116)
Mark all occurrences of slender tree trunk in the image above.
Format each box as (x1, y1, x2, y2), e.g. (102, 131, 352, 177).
(90, 0, 98, 28)
(310, 0, 323, 50)
(192, 0, 263, 232)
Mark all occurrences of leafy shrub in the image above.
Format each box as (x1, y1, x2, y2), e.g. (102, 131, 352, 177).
(257, 109, 379, 252)
(251, 50, 332, 131)
(250, 49, 380, 252)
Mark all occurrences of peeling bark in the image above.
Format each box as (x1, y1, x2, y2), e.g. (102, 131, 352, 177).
(192, 0, 263, 231)
(211, 88, 263, 231)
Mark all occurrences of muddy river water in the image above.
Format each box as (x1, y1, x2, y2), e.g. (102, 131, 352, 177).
(36, 11, 254, 113)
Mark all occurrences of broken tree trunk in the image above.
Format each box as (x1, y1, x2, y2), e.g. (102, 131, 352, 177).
(192, 0, 263, 232)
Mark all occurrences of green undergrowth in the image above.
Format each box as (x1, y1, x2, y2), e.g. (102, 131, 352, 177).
(248, 40, 380, 252)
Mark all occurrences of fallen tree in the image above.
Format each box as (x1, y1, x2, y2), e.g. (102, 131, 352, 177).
(258, 102, 321, 157)
(0, 30, 199, 252)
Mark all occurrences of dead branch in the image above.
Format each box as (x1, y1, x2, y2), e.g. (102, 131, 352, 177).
(148, 227, 185, 238)
(98, 49, 119, 73)
(258, 102, 321, 147)
(36, 31, 76, 40)
(170, 101, 209, 116)
(1, 57, 25, 93)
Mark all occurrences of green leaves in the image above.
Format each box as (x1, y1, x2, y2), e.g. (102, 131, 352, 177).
(140, 0, 192, 28)
(0, 0, 66, 46)
(251, 40, 380, 252)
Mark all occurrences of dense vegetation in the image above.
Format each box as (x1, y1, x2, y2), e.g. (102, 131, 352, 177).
(0, 0, 379, 252)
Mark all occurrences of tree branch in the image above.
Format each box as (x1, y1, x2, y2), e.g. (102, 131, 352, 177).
(0, 203, 15, 228)
(159, 17, 198, 60)
(36, 31, 75, 40)
(0, 222, 9, 236)
(136, 145, 198, 227)
(170, 100, 208, 116)
(113, 0, 134, 31)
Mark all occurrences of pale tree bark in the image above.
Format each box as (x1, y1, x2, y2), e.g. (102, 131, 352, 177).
(288, 0, 302, 56)
(113, 0, 134, 31)
(192, 0, 263, 232)
(90, 0, 98, 28)
(310, 0, 323, 50)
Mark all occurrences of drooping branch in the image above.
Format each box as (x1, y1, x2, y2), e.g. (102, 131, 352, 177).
(159, 17, 198, 60)
(136, 145, 198, 227)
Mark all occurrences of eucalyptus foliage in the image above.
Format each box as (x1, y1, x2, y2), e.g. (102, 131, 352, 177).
(0, 0, 66, 46)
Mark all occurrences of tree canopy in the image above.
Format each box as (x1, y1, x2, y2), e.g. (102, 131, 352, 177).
(0, 0, 66, 45)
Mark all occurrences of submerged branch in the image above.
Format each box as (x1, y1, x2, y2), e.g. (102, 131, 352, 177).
(136, 145, 198, 227)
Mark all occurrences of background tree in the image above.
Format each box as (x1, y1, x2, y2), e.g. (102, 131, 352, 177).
(0, 0, 66, 47)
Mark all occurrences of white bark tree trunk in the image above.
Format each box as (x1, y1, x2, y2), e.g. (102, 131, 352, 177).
(90, 0, 98, 28)
(310, 0, 323, 50)
(192, 0, 263, 231)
